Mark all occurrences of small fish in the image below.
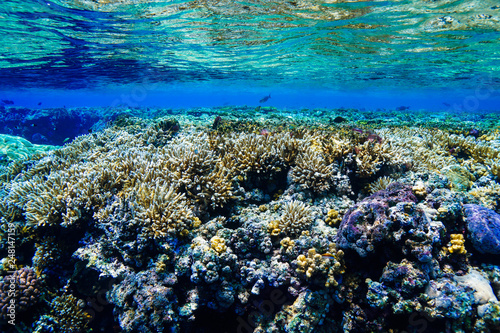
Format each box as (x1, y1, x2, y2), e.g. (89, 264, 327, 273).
(469, 129, 479, 137)
(367, 132, 382, 144)
(259, 94, 271, 103)
(395, 106, 410, 111)
(260, 129, 270, 136)
(352, 127, 363, 134)
(38, 102, 42, 106)
(212, 116, 222, 129)
(322, 253, 335, 259)
(443, 102, 451, 107)
(1, 99, 14, 105)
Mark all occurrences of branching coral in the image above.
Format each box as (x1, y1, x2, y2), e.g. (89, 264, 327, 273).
(367, 176, 395, 194)
(34, 294, 91, 333)
(291, 147, 336, 192)
(136, 183, 199, 238)
(269, 201, 313, 237)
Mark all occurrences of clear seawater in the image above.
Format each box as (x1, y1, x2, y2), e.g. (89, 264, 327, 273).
(0, 0, 499, 110)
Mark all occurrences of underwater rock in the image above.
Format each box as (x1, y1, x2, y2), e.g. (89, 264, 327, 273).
(108, 269, 179, 333)
(270, 289, 331, 333)
(454, 270, 497, 305)
(463, 204, 500, 254)
(336, 182, 418, 257)
(424, 277, 475, 319)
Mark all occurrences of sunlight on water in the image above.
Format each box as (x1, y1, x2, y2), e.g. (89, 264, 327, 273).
(0, 0, 499, 90)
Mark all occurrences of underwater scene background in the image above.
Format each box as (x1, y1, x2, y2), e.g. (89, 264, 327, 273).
(1, 0, 500, 333)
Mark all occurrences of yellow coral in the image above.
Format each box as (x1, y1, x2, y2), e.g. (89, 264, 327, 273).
(448, 234, 466, 255)
(280, 237, 295, 254)
(296, 245, 345, 287)
(412, 181, 427, 198)
(325, 209, 342, 227)
(210, 236, 227, 254)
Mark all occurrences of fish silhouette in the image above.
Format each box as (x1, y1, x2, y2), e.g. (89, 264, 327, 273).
(259, 94, 271, 103)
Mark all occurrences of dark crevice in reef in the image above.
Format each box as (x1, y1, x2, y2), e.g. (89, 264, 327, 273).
(240, 168, 289, 205)
(188, 308, 240, 333)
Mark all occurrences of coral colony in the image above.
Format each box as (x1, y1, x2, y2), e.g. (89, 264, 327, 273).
(0, 106, 500, 332)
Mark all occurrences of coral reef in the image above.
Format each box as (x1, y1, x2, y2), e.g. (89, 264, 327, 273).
(0, 106, 499, 333)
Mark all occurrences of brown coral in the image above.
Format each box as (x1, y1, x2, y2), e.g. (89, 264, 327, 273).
(0, 267, 40, 319)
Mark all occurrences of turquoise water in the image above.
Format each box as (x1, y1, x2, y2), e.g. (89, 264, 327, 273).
(2, 2, 500, 333)
(1, 0, 500, 108)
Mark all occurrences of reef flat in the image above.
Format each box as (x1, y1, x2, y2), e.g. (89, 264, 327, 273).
(0, 106, 500, 333)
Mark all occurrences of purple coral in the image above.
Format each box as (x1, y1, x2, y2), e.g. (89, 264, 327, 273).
(463, 204, 500, 254)
(336, 183, 417, 257)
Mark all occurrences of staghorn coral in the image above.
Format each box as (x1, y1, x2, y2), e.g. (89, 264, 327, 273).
(468, 182, 500, 210)
(136, 183, 200, 238)
(290, 147, 336, 192)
